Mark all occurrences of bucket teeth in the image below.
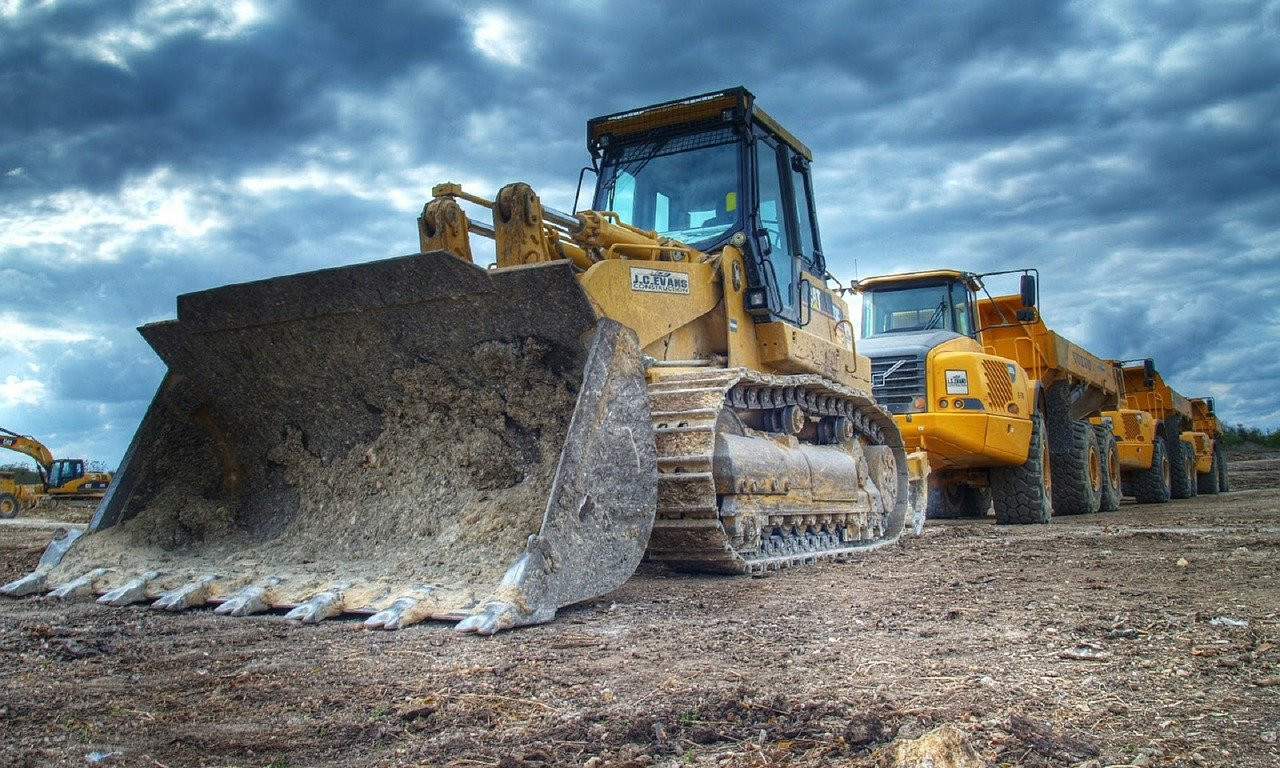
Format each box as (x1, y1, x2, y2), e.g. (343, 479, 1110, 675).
(364, 596, 428, 631)
(456, 601, 530, 635)
(1, 571, 49, 597)
(284, 586, 346, 624)
(47, 568, 111, 600)
(213, 580, 280, 617)
(151, 574, 217, 611)
(97, 571, 162, 606)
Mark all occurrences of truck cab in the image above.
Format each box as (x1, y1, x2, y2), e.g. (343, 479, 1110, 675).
(857, 270, 1034, 468)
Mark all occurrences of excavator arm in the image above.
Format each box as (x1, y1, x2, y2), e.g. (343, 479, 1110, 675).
(0, 427, 53, 478)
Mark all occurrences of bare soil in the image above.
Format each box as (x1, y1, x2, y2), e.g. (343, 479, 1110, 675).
(0, 452, 1276, 768)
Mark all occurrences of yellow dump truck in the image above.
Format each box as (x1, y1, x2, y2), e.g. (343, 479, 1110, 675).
(1114, 361, 1216, 500)
(1092, 366, 1171, 504)
(1190, 396, 1228, 493)
(974, 278, 1123, 516)
(856, 270, 1047, 524)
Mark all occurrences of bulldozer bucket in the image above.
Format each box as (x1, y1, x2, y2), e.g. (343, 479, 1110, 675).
(2, 252, 657, 633)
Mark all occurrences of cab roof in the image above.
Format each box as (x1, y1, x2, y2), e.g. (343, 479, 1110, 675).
(587, 87, 812, 162)
(855, 269, 983, 293)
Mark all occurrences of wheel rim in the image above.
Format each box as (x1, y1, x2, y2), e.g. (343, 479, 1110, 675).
(1087, 443, 1101, 493)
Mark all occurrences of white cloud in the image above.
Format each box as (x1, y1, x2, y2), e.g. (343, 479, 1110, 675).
(0, 375, 47, 407)
(81, 0, 269, 70)
(470, 8, 531, 67)
(0, 167, 227, 265)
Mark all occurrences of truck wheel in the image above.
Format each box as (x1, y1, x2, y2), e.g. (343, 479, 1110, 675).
(1050, 421, 1102, 515)
(1094, 425, 1121, 512)
(926, 484, 990, 518)
(991, 412, 1052, 525)
(1197, 450, 1221, 495)
(1215, 443, 1230, 492)
(1178, 443, 1197, 499)
(0, 492, 17, 519)
(1132, 437, 1171, 504)
(1167, 431, 1194, 500)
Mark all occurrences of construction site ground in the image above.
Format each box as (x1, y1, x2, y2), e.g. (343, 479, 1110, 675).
(0, 450, 1276, 768)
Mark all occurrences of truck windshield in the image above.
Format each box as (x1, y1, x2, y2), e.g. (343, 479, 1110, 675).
(862, 281, 973, 338)
(593, 126, 742, 250)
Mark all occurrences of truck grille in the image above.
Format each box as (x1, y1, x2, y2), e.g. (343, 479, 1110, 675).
(870, 354, 926, 413)
(981, 360, 1013, 410)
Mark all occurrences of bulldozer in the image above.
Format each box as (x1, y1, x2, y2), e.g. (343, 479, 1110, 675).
(0, 426, 113, 516)
(3, 88, 918, 634)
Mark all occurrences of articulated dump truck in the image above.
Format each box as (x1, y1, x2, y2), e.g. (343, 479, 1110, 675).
(1190, 397, 1229, 494)
(856, 270, 1047, 524)
(2, 88, 920, 634)
(1113, 362, 1226, 500)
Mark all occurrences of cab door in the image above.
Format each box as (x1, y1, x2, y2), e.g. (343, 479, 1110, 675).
(750, 133, 824, 327)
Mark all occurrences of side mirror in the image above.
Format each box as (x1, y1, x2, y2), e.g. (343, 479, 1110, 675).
(1143, 359, 1157, 380)
(1206, 398, 1215, 413)
(1019, 274, 1036, 308)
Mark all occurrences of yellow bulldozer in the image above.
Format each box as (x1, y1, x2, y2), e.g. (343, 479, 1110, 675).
(0, 426, 113, 517)
(3, 88, 920, 634)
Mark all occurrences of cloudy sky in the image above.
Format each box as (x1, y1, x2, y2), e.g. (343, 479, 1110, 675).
(2, 0, 1278, 469)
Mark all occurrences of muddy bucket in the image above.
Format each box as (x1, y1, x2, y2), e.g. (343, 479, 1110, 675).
(3, 252, 656, 633)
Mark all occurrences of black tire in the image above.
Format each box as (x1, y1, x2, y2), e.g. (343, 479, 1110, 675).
(1167, 430, 1195, 500)
(926, 483, 990, 519)
(991, 412, 1052, 524)
(1197, 449, 1220, 495)
(1179, 442, 1197, 499)
(0, 492, 17, 519)
(1050, 421, 1102, 515)
(1094, 425, 1121, 512)
(1132, 437, 1171, 504)
(1215, 442, 1230, 492)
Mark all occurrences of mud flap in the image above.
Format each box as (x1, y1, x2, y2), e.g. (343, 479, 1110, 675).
(4, 252, 656, 632)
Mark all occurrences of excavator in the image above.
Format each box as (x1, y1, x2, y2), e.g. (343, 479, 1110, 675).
(0, 426, 112, 516)
(3, 88, 920, 634)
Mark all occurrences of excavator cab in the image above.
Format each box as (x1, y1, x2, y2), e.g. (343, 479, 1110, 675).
(45, 459, 84, 489)
(589, 87, 824, 326)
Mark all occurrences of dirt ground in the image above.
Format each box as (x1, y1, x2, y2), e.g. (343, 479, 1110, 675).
(0, 452, 1275, 768)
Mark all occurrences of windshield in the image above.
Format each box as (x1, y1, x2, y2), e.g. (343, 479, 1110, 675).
(862, 281, 973, 338)
(593, 126, 741, 249)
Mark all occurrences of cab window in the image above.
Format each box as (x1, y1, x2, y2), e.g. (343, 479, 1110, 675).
(756, 135, 794, 313)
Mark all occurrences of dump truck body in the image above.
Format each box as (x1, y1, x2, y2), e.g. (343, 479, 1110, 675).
(975, 290, 1124, 515)
(5, 88, 916, 633)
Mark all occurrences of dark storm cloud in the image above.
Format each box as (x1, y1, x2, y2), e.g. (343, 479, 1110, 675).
(0, 1, 469, 195)
(1, 0, 1277, 465)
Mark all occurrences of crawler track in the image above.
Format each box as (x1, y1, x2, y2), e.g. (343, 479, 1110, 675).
(645, 369, 909, 574)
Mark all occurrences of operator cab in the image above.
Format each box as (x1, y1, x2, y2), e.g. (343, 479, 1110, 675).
(588, 87, 824, 326)
(860, 272, 979, 340)
(46, 458, 84, 490)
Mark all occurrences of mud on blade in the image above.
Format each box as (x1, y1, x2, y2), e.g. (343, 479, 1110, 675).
(5, 252, 656, 633)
